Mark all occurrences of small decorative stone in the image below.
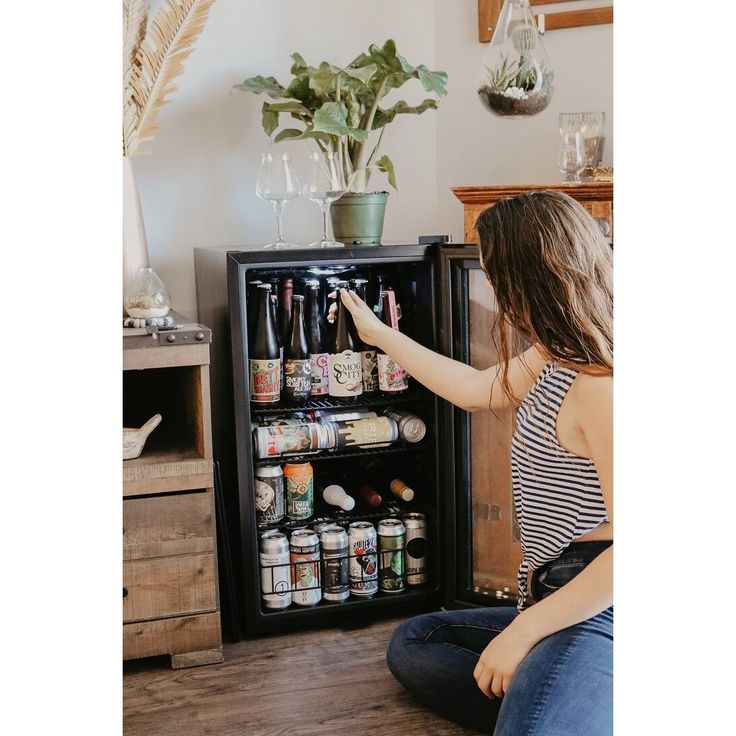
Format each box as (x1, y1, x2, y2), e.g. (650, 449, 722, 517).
(123, 315, 175, 329)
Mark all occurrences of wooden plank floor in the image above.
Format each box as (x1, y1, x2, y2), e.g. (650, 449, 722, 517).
(123, 615, 483, 736)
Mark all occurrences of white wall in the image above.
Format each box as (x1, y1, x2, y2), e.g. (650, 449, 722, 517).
(433, 0, 613, 242)
(132, 0, 612, 319)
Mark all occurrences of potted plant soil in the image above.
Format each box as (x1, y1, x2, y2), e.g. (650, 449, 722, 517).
(235, 39, 447, 245)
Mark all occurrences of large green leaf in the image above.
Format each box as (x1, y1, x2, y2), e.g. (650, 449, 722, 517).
(264, 101, 309, 114)
(273, 128, 305, 143)
(312, 102, 369, 142)
(372, 99, 438, 130)
(310, 62, 341, 99)
(312, 101, 350, 136)
(233, 75, 285, 99)
(290, 52, 308, 75)
(284, 74, 319, 109)
(342, 64, 378, 85)
(416, 65, 448, 98)
(375, 155, 397, 191)
(261, 102, 279, 136)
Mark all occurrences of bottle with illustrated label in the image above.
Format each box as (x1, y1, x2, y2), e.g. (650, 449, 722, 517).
(351, 278, 378, 393)
(328, 282, 363, 398)
(249, 284, 281, 404)
(305, 282, 329, 396)
(277, 277, 293, 392)
(283, 294, 311, 403)
(246, 279, 263, 347)
(377, 289, 409, 393)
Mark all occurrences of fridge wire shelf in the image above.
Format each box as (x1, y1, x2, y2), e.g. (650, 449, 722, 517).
(250, 387, 428, 416)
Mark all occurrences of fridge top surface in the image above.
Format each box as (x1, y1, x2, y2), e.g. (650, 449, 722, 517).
(196, 242, 476, 267)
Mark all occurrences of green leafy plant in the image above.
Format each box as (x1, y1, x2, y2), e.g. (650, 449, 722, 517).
(234, 39, 447, 192)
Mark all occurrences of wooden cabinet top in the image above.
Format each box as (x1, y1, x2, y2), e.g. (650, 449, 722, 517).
(123, 311, 211, 371)
(452, 182, 613, 205)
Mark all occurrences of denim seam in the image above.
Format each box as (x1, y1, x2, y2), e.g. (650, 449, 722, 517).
(524, 630, 585, 736)
(422, 623, 506, 643)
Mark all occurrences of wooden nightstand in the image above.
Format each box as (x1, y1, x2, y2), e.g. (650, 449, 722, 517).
(123, 312, 223, 668)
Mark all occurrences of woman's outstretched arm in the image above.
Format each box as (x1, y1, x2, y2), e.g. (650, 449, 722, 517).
(339, 288, 545, 411)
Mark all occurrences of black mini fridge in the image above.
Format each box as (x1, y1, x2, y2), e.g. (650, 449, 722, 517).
(194, 243, 523, 640)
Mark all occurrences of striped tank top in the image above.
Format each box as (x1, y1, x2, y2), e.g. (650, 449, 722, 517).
(511, 362, 609, 610)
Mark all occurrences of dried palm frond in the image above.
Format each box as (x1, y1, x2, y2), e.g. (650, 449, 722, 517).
(123, 0, 216, 156)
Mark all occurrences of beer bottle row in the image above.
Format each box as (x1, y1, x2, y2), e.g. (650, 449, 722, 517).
(254, 459, 419, 527)
(248, 275, 409, 404)
(259, 513, 429, 609)
(252, 406, 426, 460)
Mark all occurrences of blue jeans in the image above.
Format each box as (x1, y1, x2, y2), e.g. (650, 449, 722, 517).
(386, 606, 612, 735)
(386, 541, 613, 735)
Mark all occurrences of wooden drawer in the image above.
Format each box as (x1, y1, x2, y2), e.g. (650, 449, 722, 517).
(123, 553, 217, 623)
(123, 612, 223, 666)
(123, 490, 214, 560)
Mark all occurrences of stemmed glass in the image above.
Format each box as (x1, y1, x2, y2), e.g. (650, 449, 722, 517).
(303, 151, 346, 248)
(557, 131, 585, 183)
(255, 152, 301, 249)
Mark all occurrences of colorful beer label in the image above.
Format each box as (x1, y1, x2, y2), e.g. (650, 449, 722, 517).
(285, 464, 314, 520)
(361, 349, 378, 392)
(310, 352, 329, 395)
(284, 359, 312, 399)
(377, 353, 409, 392)
(328, 350, 363, 396)
(249, 358, 280, 403)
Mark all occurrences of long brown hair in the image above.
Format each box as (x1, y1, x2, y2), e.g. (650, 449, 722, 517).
(475, 190, 613, 402)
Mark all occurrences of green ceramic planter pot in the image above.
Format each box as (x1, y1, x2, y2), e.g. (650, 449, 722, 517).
(330, 192, 388, 246)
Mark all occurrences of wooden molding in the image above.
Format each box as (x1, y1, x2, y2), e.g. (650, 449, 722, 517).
(478, 0, 613, 42)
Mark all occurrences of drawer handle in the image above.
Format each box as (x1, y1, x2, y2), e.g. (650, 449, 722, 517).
(123, 587, 128, 598)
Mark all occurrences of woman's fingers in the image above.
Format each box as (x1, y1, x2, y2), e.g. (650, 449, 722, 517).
(474, 667, 494, 699)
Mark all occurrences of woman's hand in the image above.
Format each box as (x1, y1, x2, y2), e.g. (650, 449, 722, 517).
(473, 626, 536, 699)
(339, 289, 389, 347)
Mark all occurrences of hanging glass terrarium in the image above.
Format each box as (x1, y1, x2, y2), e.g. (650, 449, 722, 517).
(477, 0, 554, 118)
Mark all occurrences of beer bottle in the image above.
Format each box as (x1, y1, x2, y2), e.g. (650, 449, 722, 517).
(328, 282, 363, 398)
(343, 468, 382, 508)
(305, 283, 329, 396)
(349, 278, 378, 394)
(249, 284, 281, 404)
(277, 277, 294, 347)
(283, 295, 311, 403)
(377, 289, 409, 393)
(325, 276, 340, 346)
(246, 279, 263, 349)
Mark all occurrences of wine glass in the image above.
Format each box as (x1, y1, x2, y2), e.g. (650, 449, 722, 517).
(557, 131, 585, 183)
(255, 152, 301, 249)
(303, 151, 346, 248)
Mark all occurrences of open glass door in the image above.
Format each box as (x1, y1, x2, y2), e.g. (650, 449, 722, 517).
(439, 245, 523, 608)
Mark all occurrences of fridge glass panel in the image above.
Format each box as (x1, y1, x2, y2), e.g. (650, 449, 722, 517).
(467, 268, 522, 603)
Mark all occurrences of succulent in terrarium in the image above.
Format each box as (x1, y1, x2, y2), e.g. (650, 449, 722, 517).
(476, 0, 554, 118)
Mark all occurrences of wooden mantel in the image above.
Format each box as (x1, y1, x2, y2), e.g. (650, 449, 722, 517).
(452, 182, 613, 245)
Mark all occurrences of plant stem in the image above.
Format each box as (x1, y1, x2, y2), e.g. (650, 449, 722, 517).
(352, 75, 389, 175)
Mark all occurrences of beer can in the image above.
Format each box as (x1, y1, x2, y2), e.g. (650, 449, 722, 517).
(311, 520, 338, 536)
(378, 518, 406, 593)
(254, 464, 285, 526)
(402, 512, 428, 585)
(284, 461, 314, 521)
(290, 529, 321, 606)
(253, 423, 335, 459)
(331, 416, 399, 450)
(348, 521, 378, 597)
(383, 408, 427, 444)
(259, 532, 292, 609)
(320, 527, 350, 602)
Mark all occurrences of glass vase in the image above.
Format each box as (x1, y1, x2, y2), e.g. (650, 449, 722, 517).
(476, 0, 554, 118)
(125, 267, 172, 319)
